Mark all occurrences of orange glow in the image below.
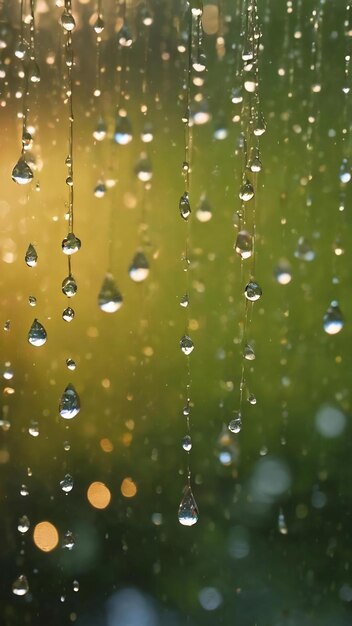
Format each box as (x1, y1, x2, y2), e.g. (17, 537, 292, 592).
(121, 477, 137, 498)
(87, 481, 111, 509)
(33, 521, 59, 552)
(121, 432, 133, 446)
(100, 438, 114, 453)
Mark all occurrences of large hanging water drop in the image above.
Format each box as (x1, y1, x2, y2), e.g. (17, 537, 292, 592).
(323, 301, 344, 335)
(12, 575, 29, 596)
(25, 243, 38, 267)
(128, 251, 150, 282)
(62, 275, 78, 298)
(239, 179, 255, 202)
(28, 319, 47, 347)
(62, 233, 81, 255)
(245, 281, 262, 302)
(179, 192, 191, 220)
(180, 335, 194, 355)
(12, 156, 33, 185)
(59, 383, 80, 420)
(228, 412, 242, 434)
(178, 485, 199, 527)
(62, 307, 75, 322)
(235, 230, 253, 260)
(61, 11, 76, 32)
(98, 273, 123, 313)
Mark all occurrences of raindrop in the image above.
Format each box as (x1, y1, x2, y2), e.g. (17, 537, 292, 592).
(62, 307, 75, 322)
(62, 275, 78, 298)
(235, 230, 253, 260)
(278, 510, 288, 535)
(20, 484, 29, 497)
(117, 24, 133, 47)
(193, 50, 207, 73)
(60, 473, 74, 493)
(248, 392, 257, 405)
(196, 194, 213, 222)
(128, 251, 150, 282)
(25, 243, 38, 267)
(231, 85, 243, 104)
(98, 273, 123, 313)
(61, 11, 76, 32)
(323, 301, 344, 335)
(66, 358, 76, 371)
(114, 113, 133, 145)
(253, 111, 266, 136)
(59, 383, 80, 420)
(93, 118, 107, 141)
(179, 192, 191, 220)
(28, 295, 37, 307)
(141, 122, 154, 143)
(93, 15, 104, 34)
(248, 147, 262, 173)
(15, 41, 27, 60)
(180, 293, 189, 308)
(135, 154, 153, 182)
(12, 156, 33, 185)
(182, 435, 192, 452)
(180, 335, 194, 355)
(275, 261, 292, 285)
(339, 158, 351, 184)
(18, 515, 30, 534)
(294, 237, 315, 262)
(73, 580, 80, 592)
(245, 281, 262, 301)
(28, 420, 39, 437)
(239, 179, 254, 202)
(28, 319, 47, 347)
(228, 413, 242, 434)
(244, 343, 255, 360)
(12, 575, 29, 596)
(62, 530, 75, 550)
(28, 60, 40, 83)
(94, 182, 106, 198)
(178, 485, 199, 526)
(62, 233, 81, 255)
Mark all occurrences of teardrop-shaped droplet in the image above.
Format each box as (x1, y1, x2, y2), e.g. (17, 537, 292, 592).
(93, 117, 107, 141)
(93, 15, 104, 34)
(117, 24, 133, 47)
(231, 85, 243, 104)
(59, 383, 80, 420)
(141, 122, 153, 143)
(275, 261, 292, 285)
(180, 293, 189, 308)
(179, 192, 191, 220)
(178, 485, 199, 526)
(323, 301, 344, 335)
(278, 510, 288, 535)
(25, 243, 38, 267)
(128, 251, 150, 282)
(60, 473, 74, 493)
(62, 275, 78, 298)
(294, 236, 315, 262)
(196, 194, 212, 222)
(62, 232, 81, 255)
(135, 153, 153, 182)
(62, 530, 75, 550)
(339, 157, 351, 183)
(213, 117, 228, 140)
(243, 343, 255, 360)
(62, 307, 75, 322)
(18, 515, 30, 534)
(61, 11, 76, 32)
(245, 281, 262, 302)
(182, 435, 192, 452)
(248, 147, 262, 173)
(114, 113, 133, 144)
(66, 358, 76, 371)
(248, 392, 257, 405)
(190, 0, 203, 17)
(141, 7, 153, 26)
(12, 575, 29, 596)
(253, 111, 266, 136)
(28, 295, 37, 307)
(15, 40, 28, 60)
(28, 319, 47, 347)
(228, 412, 242, 433)
(180, 335, 194, 355)
(12, 156, 33, 185)
(239, 179, 254, 202)
(28, 420, 39, 436)
(98, 273, 123, 313)
(22, 130, 33, 150)
(28, 59, 40, 83)
(235, 230, 252, 260)
(192, 50, 206, 73)
(94, 182, 106, 198)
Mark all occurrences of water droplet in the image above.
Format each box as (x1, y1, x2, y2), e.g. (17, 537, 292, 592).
(339, 158, 351, 183)
(323, 301, 344, 335)
(182, 435, 192, 452)
(93, 15, 104, 34)
(3, 320, 10, 331)
(253, 111, 266, 136)
(18, 515, 30, 534)
(135, 153, 153, 182)
(141, 7, 153, 26)
(59, 383, 80, 420)
(28, 295, 37, 307)
(294, 237, 315, 262)
(179, 192, 191, 220)
(25, 243, 38, 267)
(62, 307, 75, 322)
(228, 413, 242, 433)
(235, 230, 253, 260)
(60, 473, 74, 493)
(244, 343, 255, 360)
(66, 358, 76, 371)
(62, 530, 75, 550)
(245, 281, 262, 302)
(239, 179, 254, 202)
(28, 59, 40, 83)
(278, 510, 288, 535)
(98, 273, 123, 313)
(28, 319, 47, 347)
(114, 113, 133, 144)
(128, 251, 150, 282)
(248, 147, 262, 172)
(12, 156, 33, 185)
(117, 24, 133, 47)
(22, 130, 33, 150)
(193, 50, 207, 73)
(178, 485, 199, 526)
(196, 194, 213, 222)
(20, 484, 29, 496)
(231, 85, 243, 104)
(61, 11, 76, 31)
(62, 275, 78, 298)
(141, 122, 154, 143)
(62, 232, 81, 255)
(190, 0, 203, 17)
(275, 261, 292, 285)
(248, 392, 257, 405)
(28, 420, 39, 437)
(15, 41, 28, 60)
(180, 335, 194, 355)
(94, 182, 106, 198)
(12, 575, 29, 596)
(93, 118, 107, 141)
(180, 293, 189, 308)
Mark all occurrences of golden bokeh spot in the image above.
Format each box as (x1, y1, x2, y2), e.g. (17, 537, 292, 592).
(122, 432, 133, 447)
(100, 438, 114, 453)
(87, 481, 111, 509)
(143, 345, 154, 357)
(202, 5, 219, 35)
(101, 378, 111, 389)
(121, 477, 137, 498)
(87, 326, 99, 338)
(33, 521, 59, 552)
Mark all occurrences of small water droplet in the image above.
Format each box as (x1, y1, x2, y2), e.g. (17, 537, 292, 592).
(278, 510, 288, 535)
(28, 420, 39, 437)
(28, 295, 37, 307)
(190, 0, 203, 17)
(28, 319, 47, 347)
(228, 413, 242, 434)
(61, 11, 76, 31)
(196, 194, 213, 222)
(239, 179, 254, 202)
(193, 50, 206, 73)
(235, 230, 253, 260)
(275, 262, 292, 285)
(62, 307, 75, 322)
(93, 15, 104, 34)
(294, 237, 315, 262)
(135, 153, 153, 182)
(12, 575, 29, 596)
(253, 111, 266, 136)
(323, 301, 344, 335)
(3, 320, 10, 331)
(60, 473, 74, 493)
(20, 484, 29, 497)
(62, 530, 75, 550)
(243, 343, 255, 360)
(93, 118, 107, 141)
(18, 515, 30, 534)
(178, 485, 199, 526)
(182, 435, 192, 452)
(73, 579, 80, 592)
(25, 243, 38, 267)
(247, 147, 262, 172)
(117, 24, 133, 47)
(12, 156, 33, 185)
(180, 335, 194, 355)
(15, 41, 27, 60)
(98, 273, 123, 313)
(62, 275, 78, 298)
(339, 158, 351, 183)
(179, 192, 191, 220)
(62, 233, 81, 255)
(66, 358, 76, 371)
(248, 392, 257, 405)
(114, 113, 133, 144)
(59, 383, 80, 420)
(245, 281, 262, 302)
(128, 251, 150, 282)
(180, 293, 189, 308)
(141, 122, 154, 143)
(28, 59, 40, 83)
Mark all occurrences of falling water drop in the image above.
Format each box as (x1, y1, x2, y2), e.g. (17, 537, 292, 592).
(228, 412, 242, 434)
(18, 515, 30, 534)
(28, 319, 47, 347)
(61, 11, 76, 32)
(62, 307, 75, 322)
(59, 383, 80, 420)
(62, 275, 78, 298)
(235, 230, 253, 260)
(12, 156, 33, 185)
(98, 273, 123, 313)
(244, 343, 255, 360)
(60, 473, 74, 493)
(114, 113, 133, 145)
(323, 301, 344, 335)
(25, 243, 38, 267)
(135, 154, 153, 182)
(339, 158, 351, 184)
(93, 15, 105, 34)
(180, 335, 194, 355)
(178, 485, 199, 527)
(275, 261, 292, 285)
(239, 179, 255, 202)
(196, 194, 213, 222)
(180, 293, 189, 308)
(12, 575, 29, 596)
(62, 233, 81, 255)
(182, 435, 192, 452)
(179, 192, 191, 220)
(245, 281, 262, 302)
(128, 251, 150, 282)
(141, 122, 154, 143)
(62, 530, 75, 550)
(66, 358, 76, 371)
(28, 60, 40, 83)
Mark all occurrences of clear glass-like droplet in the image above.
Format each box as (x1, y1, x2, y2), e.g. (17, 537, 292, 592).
(62, 307, 75, 322)
(339, 158, 351, 184)
(253, 111, 266, 136)
(25, 243, 38, 267)
(12, 156, 33, 185)
(178, 485, 199, 526)
(62, 530, 75, 550)
(93, 15, 104, 34)
(244, 343, 255, 360)
(245, 281, 262, 302)
(18, 515, 30, 534)
(28, 319, 47, 347)
(59, 383, 80, 419)
(62, 275, 78, 298)
(179, 192, 191, 220)
(61, 11, 76, 31)
(294, 237, 315, 262)
(323, 301, 344, 335)
(228, 412, 242, 434)
(28, 420, 39, 437)
(135, 153, 153, 182)
(12, 575, 29, 596)
(15, 40, 28, 60)
(193, 50, 206, 73)
(180, 335, 194, 355)
(117, 24, 133, 47)
(93, 118, 107, 141)
(114, 113, 133, 145)
(62, 232, 81, 255)
(235, 230, 252, 260)
(180, 293, 189, 308)
(248, 392, 257, 405)
(98, 273, 123, 313)
(182, 435, 192, 452)
(196, 194, 213, 222)
(60, 473, 74, 493)
(128, 251, 150, 282)
(239, 179, 255, 202)
(28, 295, 37, 307)
(278, 510, 288, 535)
(28, 60, 40, 83)
(190, 0, 203, 17)
(66, 358, 76, 371)
(248, 147, 262, 173)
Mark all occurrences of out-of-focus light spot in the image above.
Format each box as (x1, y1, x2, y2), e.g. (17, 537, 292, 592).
(202, 5, 219, 35)
(198, 587, 223, 611)
(87, 481, 111, 509)
(228, 525, 250, 559)
(0, 449, 10, 463)
(121, 477, 137, 498)
(315, 404, 346, 438)
(3, 387, 15, 395)
(251, 457, 291, 503)
(296, 503, 308, 519)
(106, 588, 158, 626)
(33, 521, 59, 552)
(122, 432, 133, 446)
(87, 326, 99, 338)
(102, 378, 111, 389)
(143, 346, 154, 357)
(100, 438, 114, 453)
